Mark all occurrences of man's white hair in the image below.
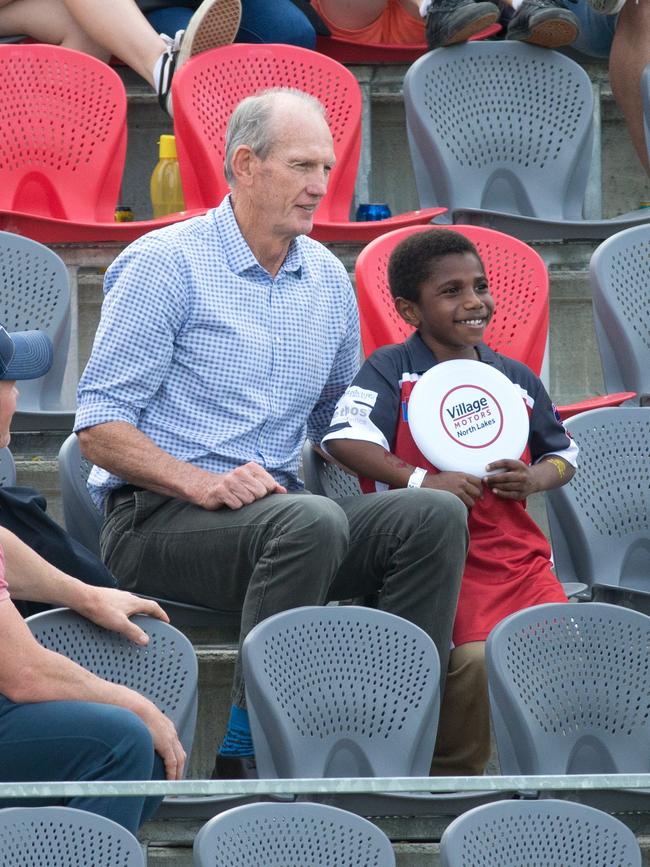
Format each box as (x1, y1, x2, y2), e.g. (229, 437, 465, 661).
(224, 88, 327, 185)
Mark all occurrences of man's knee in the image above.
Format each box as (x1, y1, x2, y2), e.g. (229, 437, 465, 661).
(279, 494, 349, 549)
(389, 487, 468, 536)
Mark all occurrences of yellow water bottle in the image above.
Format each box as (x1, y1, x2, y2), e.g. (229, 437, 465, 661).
(150, 134, 185, 217)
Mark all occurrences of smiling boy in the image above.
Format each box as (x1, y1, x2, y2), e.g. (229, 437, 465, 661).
(324, 229, 578, 775)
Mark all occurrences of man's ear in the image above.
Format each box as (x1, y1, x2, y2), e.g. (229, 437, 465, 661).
(230, 145, 255, 187)
(394, 296, 421, 328)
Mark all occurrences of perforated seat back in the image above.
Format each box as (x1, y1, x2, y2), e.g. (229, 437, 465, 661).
(0, 231, 71, 412)
(545, 408, 650, 589)
(0, 806, 144, 867)
(27, 608, 198, 761)
(0, 447, 16, 486)
(590, 224, 650, 397)
(355, 224, 549, 373)
(242, 605, 440, 778)
(193, 802, 396, 867)
(404, 42, 593, 220)
(172, 44, 361, 221)
(440, 798, 641, 867)
(58, 433, 103, 557)
(301, 441, 361, 498)
(486, 602, 650, 775)
(0, 45, 126, 222)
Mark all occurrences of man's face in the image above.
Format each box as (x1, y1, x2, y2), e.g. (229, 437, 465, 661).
(249, 105, 336, 242)
(0, 381, 18, 448)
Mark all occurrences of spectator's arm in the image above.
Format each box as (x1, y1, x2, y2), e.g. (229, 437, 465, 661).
(78, 422, 284, 511)
(0, 595, 185, 779)
(0, 526, 169, 643)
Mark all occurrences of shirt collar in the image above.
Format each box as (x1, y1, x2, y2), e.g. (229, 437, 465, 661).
(405, 331, 501, 372)
(212, 196, 303, 278)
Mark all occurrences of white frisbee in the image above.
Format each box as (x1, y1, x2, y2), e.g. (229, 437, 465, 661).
(408, 359, 530, 476)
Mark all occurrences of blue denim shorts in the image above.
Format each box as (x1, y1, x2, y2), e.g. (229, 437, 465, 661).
(562, 0, 618, 58)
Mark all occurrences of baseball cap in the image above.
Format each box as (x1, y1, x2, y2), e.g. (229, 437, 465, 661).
(0, 325, 53, 381)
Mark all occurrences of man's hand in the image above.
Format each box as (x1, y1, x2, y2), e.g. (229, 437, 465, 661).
(484, 459, 537, 500)
(78, 588, 170, 646)
(423, 471, 483, 509)
(192, 462, 287, 510)
(138, 702, 186, 781)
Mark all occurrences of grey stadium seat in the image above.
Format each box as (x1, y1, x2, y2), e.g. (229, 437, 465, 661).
(0, 446, 16, 486)
(0, 806, 144, 867)
(26, 607, 198, 760)
(243, 605, 507, 816)
(590, 224, 650, 402)
(0, 231, 74, 430)
(301, 441, 361, 497)
(440, 799, 641, 867)
(544, 407, 650, 594)
(486, 601, 650, 811)
(193, 802, 396, 867)
(404, 42, 650, 241)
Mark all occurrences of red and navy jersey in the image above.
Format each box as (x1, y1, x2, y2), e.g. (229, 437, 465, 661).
(323, 333, 578, 645)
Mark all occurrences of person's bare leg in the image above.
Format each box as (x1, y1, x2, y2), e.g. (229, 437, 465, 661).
(62, 0, 166, 87)
(0, 0, 111, 61)
(0, 0, 165, 85)
(609, 0, 650, 176)
(316, 0, 389, 29)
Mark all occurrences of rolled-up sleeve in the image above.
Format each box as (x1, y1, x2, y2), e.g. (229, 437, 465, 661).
(74, 235, 189, 433)
(306, 284, 360, 446)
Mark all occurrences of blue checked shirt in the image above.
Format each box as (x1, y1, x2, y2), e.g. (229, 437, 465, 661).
(75, 197, 360, 508)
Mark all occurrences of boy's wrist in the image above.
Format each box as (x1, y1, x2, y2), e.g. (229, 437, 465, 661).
(407, 467, 428, 488)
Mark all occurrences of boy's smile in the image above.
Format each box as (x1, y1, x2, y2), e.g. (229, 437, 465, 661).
(396, 252, 494, 361)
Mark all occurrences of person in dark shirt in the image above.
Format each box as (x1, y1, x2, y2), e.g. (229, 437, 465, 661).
(324, 228, 577, 775)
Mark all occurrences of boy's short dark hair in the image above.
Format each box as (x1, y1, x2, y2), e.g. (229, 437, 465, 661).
(387, 229, 483, 303)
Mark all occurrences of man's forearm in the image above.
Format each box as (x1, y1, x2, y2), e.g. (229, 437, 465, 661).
(78, 421, 284, 511)
(78, 421, 221, 503)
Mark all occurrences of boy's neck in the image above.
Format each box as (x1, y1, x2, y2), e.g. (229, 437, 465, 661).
(418, 334, 481, 363)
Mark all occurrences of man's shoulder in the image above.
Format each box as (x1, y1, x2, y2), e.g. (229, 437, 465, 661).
(295, 234, 350, 280)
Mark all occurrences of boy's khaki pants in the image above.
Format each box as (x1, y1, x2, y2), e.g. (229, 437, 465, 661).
(430, 641, 491, 776)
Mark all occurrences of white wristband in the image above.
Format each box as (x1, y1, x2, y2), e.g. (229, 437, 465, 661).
(407, 467, 427, 488)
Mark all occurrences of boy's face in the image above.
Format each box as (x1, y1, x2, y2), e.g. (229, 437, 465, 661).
(395, 252, 494, 361)
(0, 380, 18, 448)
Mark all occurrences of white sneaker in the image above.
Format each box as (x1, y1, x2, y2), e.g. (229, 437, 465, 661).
(157, 0, 242, 115)
(586, 0, 627, 15)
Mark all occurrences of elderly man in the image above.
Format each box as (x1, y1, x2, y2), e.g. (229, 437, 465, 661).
(75, 88, 468, 780)
(0, 324, 184, 834)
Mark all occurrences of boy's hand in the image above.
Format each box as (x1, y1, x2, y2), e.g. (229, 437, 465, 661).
(424, 471, 483, 509)
(484, 459, 536, 500)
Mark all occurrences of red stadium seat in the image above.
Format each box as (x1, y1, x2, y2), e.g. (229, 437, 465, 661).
(355, 225, 634, 419)
(171, 43, 445, 243)
(0, 44, 204, 243)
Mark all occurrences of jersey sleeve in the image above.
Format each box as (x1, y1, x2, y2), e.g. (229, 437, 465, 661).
(321, 351, 401, 453)
(528, 378, 579, 467)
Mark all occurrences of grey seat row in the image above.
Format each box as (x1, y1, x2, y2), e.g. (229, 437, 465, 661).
(405, 41, 650, 242)
(6, 598, 650, 864)
(0, 797, 641, 866)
